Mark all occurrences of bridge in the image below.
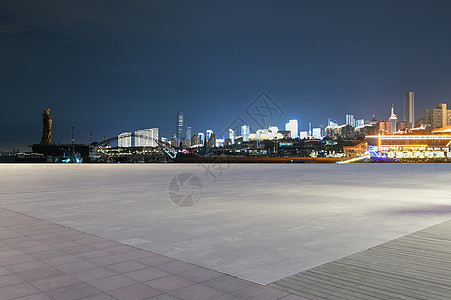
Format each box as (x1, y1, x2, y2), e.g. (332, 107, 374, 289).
(90, 133, 179, 159)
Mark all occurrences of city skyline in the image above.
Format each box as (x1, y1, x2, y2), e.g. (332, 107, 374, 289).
(2, 1, 451, 149)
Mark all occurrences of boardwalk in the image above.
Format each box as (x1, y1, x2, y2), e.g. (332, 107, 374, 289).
(270, 219, 451, 300)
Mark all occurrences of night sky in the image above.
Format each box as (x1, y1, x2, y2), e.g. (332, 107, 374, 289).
(2, 0, 451, 150)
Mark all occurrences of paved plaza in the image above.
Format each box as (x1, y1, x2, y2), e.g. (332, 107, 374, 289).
(1, 164, 451, 299)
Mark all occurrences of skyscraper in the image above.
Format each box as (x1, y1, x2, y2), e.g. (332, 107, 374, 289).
(176, 112, 184, 139)
(134, 128, 158, 147)
(346, 114, 355, 127)
(186, 126, 192, 140)
(285, 120, 299, 139)
(404, 91, 415, 127)
(206, 130, 213, 141)
(118, 132, 132, 147)
(425, 103, 451, 129)
(388, 104, 398, 134)
(328, 118, 338, 128)
(241, 125, 250, 141)
(228, 129, 236, 144)
(198, 132, 205, 144)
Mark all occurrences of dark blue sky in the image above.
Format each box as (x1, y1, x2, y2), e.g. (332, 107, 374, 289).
(2, 0, 451, 149)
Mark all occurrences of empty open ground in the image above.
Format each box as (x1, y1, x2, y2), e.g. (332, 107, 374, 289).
(0, 163, 450, 284)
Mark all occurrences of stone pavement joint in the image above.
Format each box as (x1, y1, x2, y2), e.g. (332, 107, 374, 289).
(0, 207, 305, 300)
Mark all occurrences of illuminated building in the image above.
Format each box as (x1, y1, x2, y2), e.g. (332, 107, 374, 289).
(181, 138, 191, 147)
(404, 91, 415, 127)
(308, 123, 312, 137)
(198, 132, 205, 144)
(425, 103, 451, 129)
(300, 131, 308, 139)
(206, 130, 213, 141)
(285, 120, 299, 139)
(249, 127, 283, 140)
(336, 124, 354, 139)
(346, 114, 355, 127)
(207, 133, 216, 148)
(186, 126, 192, 140)
(118, 132, 132, 147)
(328, 118, 338, 128)
(191, 134, 201, 146)
(228, 129, 236, 144)
(176, 112, 184, 139)
(355, 124, 376, 138)
(388, 105, 398, 134)
(135, 128, 158, 147)
(312, 128, 322, 139)
(366, 127, 451, 159)
(378, 121, 392, 135)
(355, 119, 365, 127)
(241, 125, 250, 141)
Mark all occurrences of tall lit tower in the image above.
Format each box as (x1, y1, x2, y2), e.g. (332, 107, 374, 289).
(404, 91, 415, 127)
(285, 120, 299, 139)
(388, 104, 398, 134)
(241, 125, 250, 141)
(176, 112, 184, 139)
(346, 114, 355, 127)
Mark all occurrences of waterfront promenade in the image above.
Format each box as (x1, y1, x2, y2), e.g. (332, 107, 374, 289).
(1, 164, 451, 299)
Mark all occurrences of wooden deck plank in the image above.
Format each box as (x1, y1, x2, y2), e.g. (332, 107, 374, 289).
(271, 219, 451, 300)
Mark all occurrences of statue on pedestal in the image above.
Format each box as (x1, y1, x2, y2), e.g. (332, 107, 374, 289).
(40, 108, 53, 145)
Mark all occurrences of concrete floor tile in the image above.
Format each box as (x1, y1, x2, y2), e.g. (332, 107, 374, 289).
(0, 266, 11, 276)
(64, 244, 97, 254)
(214, 294, 246, 300)
(0, 249, 24, 258)
(20, 245, 54, 254)
(75, 250, 110, 259)
(279, 295, 311, 300)
(169, 283, 226, 300)
(0, 282, 41, 300)
(89, 241, 122, 250)
(104, 245, 132, 254)
(135, 255, 175, 267)
(30, 274, 82, 292)
(86, 254, 129, 267)
(80, 294, 117, 300)
(117, 249, 156, 260)
(72, 267, 116, 282)
(145, 275, 195, 292)
(124, 268, 171, 282)
(13, 292, 54, 300)
(107, 283, 163, 300)
(41, 254, 83, 266)
(88, 274, 138, 292)
(29, 249, 67, 260)
(5, 260, 48, 273)
(154, 261, 198, 275)
(231, 285, 290, 300)
(147, 295, 181, 300)
(104, 260, 148, 273)
(0, 253, 35, 266)
(202, 276, 254, 293)
(177, 267, 224, 283)
(0, 274, 24, 288)
(16, 266, 65, 282)
(46, 282, 102, 300)
(12, 240, 46, 249)
(55, 261, 98, 273)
